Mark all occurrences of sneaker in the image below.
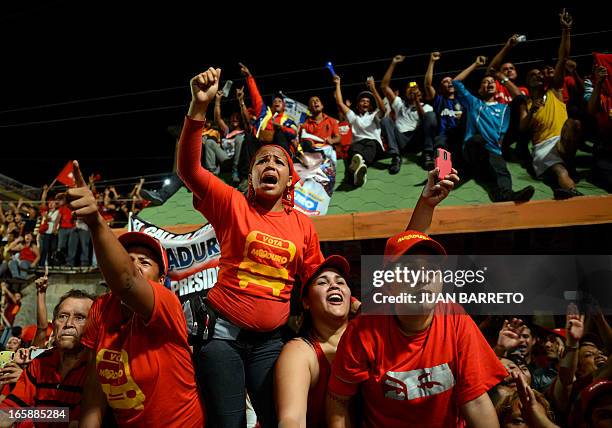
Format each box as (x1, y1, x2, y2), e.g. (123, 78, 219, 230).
(389, 156, 401, 175)
(140, 188, 164, 206)
(423, 152, 435, 171)
(511, 185, 535, 202)
(349, 154, 364, 173)
(553, 188, 583, 200)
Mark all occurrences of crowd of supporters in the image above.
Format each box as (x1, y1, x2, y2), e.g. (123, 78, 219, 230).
(170, 9, 611, 208)
(0, 8, 609, 428)
(0, 177, 151, 280)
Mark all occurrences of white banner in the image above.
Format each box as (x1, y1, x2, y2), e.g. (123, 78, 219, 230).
(283, 96, 309, 125)
(128, 215, 220, 301)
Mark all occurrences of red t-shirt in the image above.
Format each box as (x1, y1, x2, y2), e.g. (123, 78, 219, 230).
(1, 348, 88, 428)
(58, 206, 74, 229)
(194, 187, 324, 331)
(328, 305, 507, 428)
(302, 114, 340, 149)
(81, 281, 204, 428)
(494, 81, 529, 104)
(180, 117, 324, 332)
(562, 75, 576, 104)
(336, 121, 352, 160)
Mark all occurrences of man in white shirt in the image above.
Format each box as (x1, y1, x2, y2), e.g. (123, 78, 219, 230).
(334, 74, 386, 187)
(382, 55, 439, 173)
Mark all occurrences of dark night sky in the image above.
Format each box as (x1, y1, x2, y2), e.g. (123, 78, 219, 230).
(1, 1, 609, 190)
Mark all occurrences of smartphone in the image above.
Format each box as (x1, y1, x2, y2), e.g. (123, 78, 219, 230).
(435, 148, 452, 180)
(222, 80, 233, 98)
(0, 351, 14, 368)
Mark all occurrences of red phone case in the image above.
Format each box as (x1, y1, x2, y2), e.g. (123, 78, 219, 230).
(435, 148, 452, 180)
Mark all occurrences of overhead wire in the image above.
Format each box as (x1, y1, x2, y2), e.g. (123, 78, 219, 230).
(0, 28, 608, 119)
(0, 50, 598, 129)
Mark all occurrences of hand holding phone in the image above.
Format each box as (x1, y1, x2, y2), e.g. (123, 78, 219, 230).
(222, 80, 233, 98)
(435, 148, 452, 180)
(0, 351, 14, 368)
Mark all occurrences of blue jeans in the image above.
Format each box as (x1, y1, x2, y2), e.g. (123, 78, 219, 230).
(195, 330, 283, 428)
(72, 228, 91, 266)
(39, 234, 57, 267)
(58, 227, 77, 265)
(9, 259, 31, 279)
(385, 111, 438, 156)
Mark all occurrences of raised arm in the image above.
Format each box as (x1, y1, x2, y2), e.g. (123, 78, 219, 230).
(177, 67, 224, 199)
(407, 168, 459, 233)
(1, 283, 17, 305)
(454, 56, 487, 82)
(236, 86, 253, 133)
(32, 276, 49, 348)
(334, 75, 350, 116)
(424, 52, 440, 101)
(514, 372, 561, 428)
(487, 34, 520, 74)
(68, 162, 155, 321)
(381, 55, 405, 103)
(240, 63, 265, 117)
(493, 70, 523, 99)
(41, 185, 49, 206)
(588, 66, 608, 115)
(367, 77, 386, 119)
(214, 91, 229, 136)
(552, 305, 584, 410)
(553, 9, 573, 90)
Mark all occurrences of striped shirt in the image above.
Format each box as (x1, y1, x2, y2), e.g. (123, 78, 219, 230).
(1, 348, 88, 427)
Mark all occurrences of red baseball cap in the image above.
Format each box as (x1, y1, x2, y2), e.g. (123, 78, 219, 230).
(303, 255, 350, 295)
(118, 232, 169, 275)
(384, 230, 447, 262)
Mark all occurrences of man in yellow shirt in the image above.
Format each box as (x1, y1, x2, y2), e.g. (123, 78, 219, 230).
(518, 9, 582, 199)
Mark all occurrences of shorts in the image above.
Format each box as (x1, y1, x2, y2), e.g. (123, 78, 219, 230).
(532, 135, 563, 177)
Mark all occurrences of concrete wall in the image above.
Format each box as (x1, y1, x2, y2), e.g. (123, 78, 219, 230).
(13, 272, 107, 328)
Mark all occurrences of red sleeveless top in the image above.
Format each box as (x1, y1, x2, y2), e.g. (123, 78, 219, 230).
(19, 245, 36, 263)
(306, 339, 331, 428)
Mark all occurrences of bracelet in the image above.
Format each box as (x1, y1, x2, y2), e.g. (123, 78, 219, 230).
(501, 77, 510, 85)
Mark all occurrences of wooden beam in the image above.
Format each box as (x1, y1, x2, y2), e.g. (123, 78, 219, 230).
(353, 195, 612, 239)
(113, 195, 612, 241)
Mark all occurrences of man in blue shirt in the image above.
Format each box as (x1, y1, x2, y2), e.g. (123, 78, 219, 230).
(453, 57, 534, 202)
(424, 52, 465, 157)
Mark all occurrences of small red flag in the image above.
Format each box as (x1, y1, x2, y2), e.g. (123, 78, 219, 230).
(56, 160, 75, 187)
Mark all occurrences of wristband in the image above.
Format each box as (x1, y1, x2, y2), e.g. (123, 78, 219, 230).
(501, 77, 510, 85)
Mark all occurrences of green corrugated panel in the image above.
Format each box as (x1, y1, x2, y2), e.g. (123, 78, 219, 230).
(140, 150, 608, 225)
